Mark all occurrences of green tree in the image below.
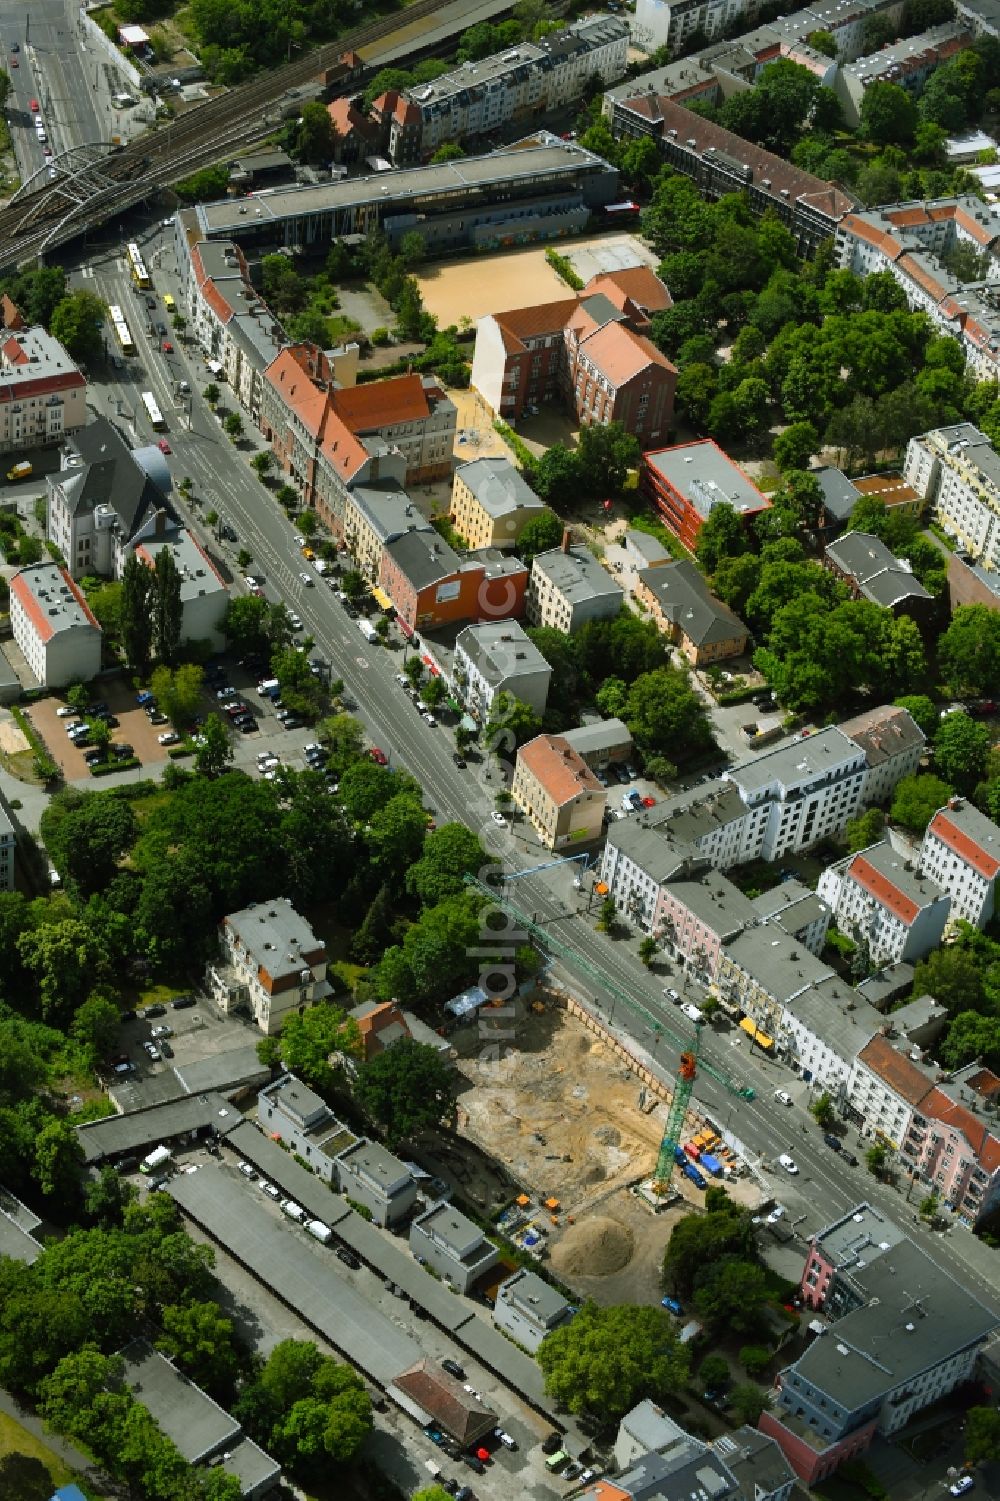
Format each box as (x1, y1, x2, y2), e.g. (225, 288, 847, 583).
(530, 444, 582, 512)
(41, 789, 138, 895)
(430, 142, 465, 163)
(259, 1003, 362, 1096)
(965, 1406, 1000, 1466)
(351, 885, 397, 965)
(366, 792, 428, 880)
(890, 772, 953, 833)
(515, 509, 563, 565)
(422, 675, 445, 709)
(729, 1383, 766, 1424)
(695, 502, 748, 574)
(538, 1302, 689, 1419)
(663, 1202, 754, 1295)
(772, 421, 818, 473)
(940, 1011, 1000, 1070)
(50, 290, 106, 362)
(354, 1038, 455, 1146)
(153, 547, 182, 665)
(810, 1092, 836, 1128)
(483, 692, 541, 755)
(693, 1259, 770, 1334)
(33, 1117, 84, 1199)
(84, 1165, 137, 1228)
(18, 918, 108, 1024)
(406, 823, 489, 906)
(806, 27, 838, 54)
(934, 712, 991, 793)
(251, 450, 273, 480)
(151, 662, 204, 727)
(157, 1301, 238, 1396)
(223, 593, 271, 654)
(738, 1344, 772, 1376)
(577, 422, 641, 495)
(939, 606, 1000, 695)
(911, 945, 983, 1017)
(119, 553, 154, 672)
(699, 1354, 730, 1391)
(224, 411, 244, 441)
(894, 694, 939, 739)
(860, 81, 917, 144)
(70, 990, 122, 1063)
(196, 713, 234, 778)
(639, 936, 658, 968)
(296, 99, 336, 164)
(845, 807, 885, 854)
(624, 667, 714, 764)
(203, 382, 220, 409)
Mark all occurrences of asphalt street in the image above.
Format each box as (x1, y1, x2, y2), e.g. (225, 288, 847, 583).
(2, 0, 109, 185)
(49, 197, 1000, 1328)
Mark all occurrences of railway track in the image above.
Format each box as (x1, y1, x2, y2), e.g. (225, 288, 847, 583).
(0, 0, 456, 270)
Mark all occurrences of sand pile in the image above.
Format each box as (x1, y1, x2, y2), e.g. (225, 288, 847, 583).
(551, 1215, 635, 1276)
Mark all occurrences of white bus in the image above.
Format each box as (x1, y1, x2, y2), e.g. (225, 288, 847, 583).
(141, 390, 166, 431)
(108, 304, 135, 356)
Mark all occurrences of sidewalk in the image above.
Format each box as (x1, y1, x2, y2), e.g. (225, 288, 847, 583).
(0, 1384, 110, 1496)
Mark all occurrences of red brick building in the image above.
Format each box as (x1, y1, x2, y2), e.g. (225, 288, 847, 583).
(642, 439, 770, 551)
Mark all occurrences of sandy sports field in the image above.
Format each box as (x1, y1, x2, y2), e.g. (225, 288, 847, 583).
(416, 233, 658, 326)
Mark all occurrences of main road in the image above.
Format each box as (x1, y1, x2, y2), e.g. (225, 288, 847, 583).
(66, 220, 1000, 1322)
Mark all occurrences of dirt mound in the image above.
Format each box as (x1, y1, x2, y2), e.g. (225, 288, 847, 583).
(551, 1215, 635, 1276)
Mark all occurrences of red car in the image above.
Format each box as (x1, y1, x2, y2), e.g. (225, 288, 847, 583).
(29, 97, 38, 111)
(157, 437, 171, 454)
(162, 340, 173, 353)
(642, 795, 656, 808)
(369, 747, 388, 766)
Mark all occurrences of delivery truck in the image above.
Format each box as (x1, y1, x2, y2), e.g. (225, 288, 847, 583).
(358, 617, 379, 644)
(741, 715, 783, 748)
(306, 1219, 332, 1244)
(6, 461, 32, 482)
(141, 1145, 172, 1174)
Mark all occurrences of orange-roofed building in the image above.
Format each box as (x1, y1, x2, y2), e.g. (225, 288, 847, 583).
(512, 734, 606, 850)
(9, 561, 102, 687)
(817, 839, 950, 966)
(919, 796, 1000, 928)
(471, 274, 675, 442)
(0, 325, 86, 453)
(331, 373, 457, 484)
(326, 94, 380, 164)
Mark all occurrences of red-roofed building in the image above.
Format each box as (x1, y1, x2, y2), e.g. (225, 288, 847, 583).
(817, 840, 950, 965)
(919, 797, 1000, 927)
(9, 561, 102, 687)
(471, 272, 676, 441)
(0, 294, 25, 331)
(331, 373, 457, 483)
(0, 326, 86, 454)
(326, 95, 380, 164)
(512, 733, 606, 850)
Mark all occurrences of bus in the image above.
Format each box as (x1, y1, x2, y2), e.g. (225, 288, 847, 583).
(125, 241, 151, 290)
(141, 390, 166, 431)
(162, 293, 175, 314)
(108, 304, 135, 357)
(599, 200, 641, 222)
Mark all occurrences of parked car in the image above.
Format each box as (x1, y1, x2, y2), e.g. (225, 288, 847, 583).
(157, 731, 180, 746)
(442, 1358, 466, 1380)
(145, 1004, 167, 1017)
(823, 1132, 843, 1152)
(663, 987, 680, 1002)
(171, 995, 196, 1009)
(661, 1295, 683, 1315)
(150, 1025, 172, 1038)
(542, 1434, 564, 1455)
(336, 1246, 361, 1270)
(777, 1154, 799, 1174)
(949, 1478, 974, 1497)
(774, 1089, 792, 1106)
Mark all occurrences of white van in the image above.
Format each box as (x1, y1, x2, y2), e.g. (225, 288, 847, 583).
(358, 617, 378, 644)
(280, 1199, 305, 1222)
(306, 1219, 332, 1243)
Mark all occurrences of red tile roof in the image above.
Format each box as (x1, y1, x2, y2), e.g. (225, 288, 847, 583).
(857, 1036, 933, 1107)
(1, 294, 25, 330)
(927, 811, 1000, 880)
(580, 321, 676, 388)
(848, 853, 920, 926)
(265, 346, 330, 439)
(585, 267, 672, 317)
(331, 372, 433, 432)
(317, 404, 370, 483)
(11, 566, 100, 644)
(394, 1361, 495, 1444)
(518, 734, 602, 806)
(492, 297, 582, 354)
(923, 1086, 989, 1157)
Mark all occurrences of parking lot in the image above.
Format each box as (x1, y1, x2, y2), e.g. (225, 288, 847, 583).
(28, 680, 179, 779)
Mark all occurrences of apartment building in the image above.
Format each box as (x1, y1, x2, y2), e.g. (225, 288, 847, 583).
(331, 375, 456, 485)
(612, 94, 855, 257)
(919, 796, 1000, 927)
(47, 416, 177, 580)
(379, 530, 527, 633)
(635, 558, 749, 665)
(824, 531, 934, 622)
(511, 733, 606, 849)
(525, 538, 624, 631)
(609, 1400, 796, 1501)
(817, 841, 950, 965)
(343, 483, 434, 582)
(763, 1212, 999, 1483)
(562, 718, 633, 769)
(0, 325, 86, 454)
(9, 562, 102, 689)
(846, 1034, 937, 1152)
(337, 1138, 419, 1226)
(259, 1074, 359, 1184)
(452, 620, 552, 720)
(904, 422, 1000, 571)
(179, 236, 285, 424)
(834, 199, 1000, 381)
(634, 0, 757, 54)
(381, 16, 628, 164)
(409, 1203, 499, 1293)
(835, 21, 972, 126)
(131, 522, 228, 651)
(471, 272, 677, 441)
(838, 703, 925, 807)
(631, 0, 903, 60)
(642, 441, 770, 552)
(492, 1269, 575, 1353)
(450, 456, 547, 551)
(205, 899, 331, 1036)
(750, 880, 831, 957)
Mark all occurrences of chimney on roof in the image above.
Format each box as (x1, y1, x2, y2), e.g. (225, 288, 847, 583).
(561, 526, 572, 554)
(948, 796, 963, 810)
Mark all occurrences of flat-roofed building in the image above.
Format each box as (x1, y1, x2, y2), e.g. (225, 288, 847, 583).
(642, 441, 770, 552)
(0, 325, 86, 454)
(409, 1202, 500, 1293)
(258, 1073, 358, 1183)
(839, 703, 925, 807)
(493, 1268, 575, 1351)
(904, 422, 1000, 570)
(9, 561, 101, 688)
(525, 537, 623, 632)
(131, 522, 228, 650)
(336, 1138, 418, 1226)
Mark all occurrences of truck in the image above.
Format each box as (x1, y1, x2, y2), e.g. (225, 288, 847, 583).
(257, 678, 280, 700)
(358, 617, 379, 644)
(280, 1199, 305, 1222)
(6, 461, 32, 482)
(141, 1145, 172, 1175)
(682, 1161, 707, 1190)
(305, 1219, 332, 1244)
(699, 1152, 723, 1177)
(741, 714, 783, 748)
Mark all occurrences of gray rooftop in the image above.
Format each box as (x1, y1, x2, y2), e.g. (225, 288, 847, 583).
(196, 137, 611, 236)
(224, 897, 323, 977)
(620, 1398, 688, 1454)
(561, 718, 631, 757)
(616, 1440, 735, 1501)
(625, 528, 672, 565)
(751, 881, 829, 937)
(839, 703, 925, 766)
(842, 20, 971, 81)
(173, 1043, 272, 1098)
(610, 784, 748, 873)
(120, 1339, 241, 1465)
(815, 465, 862, 523)
(856, 962, 915, 1009)
(59, 416, 177, 537)
(645, 442, 768, 519)
(714, 1426, 795, 1501)
(413, 1202, 486, 1260)
(454, 620, 551, 686)
(12, 563, 99, 638)
(918, 422, 1000, 489)
(338, 1137, 413, 1194)
(384, 528, 464, 591)
(138, 528, 225, 604)
(262, 1072, 329, 1127)
(722, 927, 833, 1003)
(454, 456, 543, 518)
(637, 559, 747, 647)
(0, 1209, 41, 1264)
(76, 1092, 241, 1164)
(783, 976, 883, 1061)
(826, 531, 932, 608)
(726, 726, 861, 797)
(785, 1236, 999, 1411)
(532, 544, 624, 607)
(168, 1166, 422, 1384)
(499, 1268, 572, 1324)
(813, 1202, 906, 1268)
(846, 839, 949, 914)
(215, 1435, 282, 1497)
(349, 483, 432, 543)
(664, 871, 756, 942)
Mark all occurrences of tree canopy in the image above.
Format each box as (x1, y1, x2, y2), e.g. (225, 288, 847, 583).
(538, 1302, 689, 1418)
(354, 1038, 456, 1146)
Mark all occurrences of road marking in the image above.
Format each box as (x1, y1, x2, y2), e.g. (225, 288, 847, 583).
(356, 656, 368, 670)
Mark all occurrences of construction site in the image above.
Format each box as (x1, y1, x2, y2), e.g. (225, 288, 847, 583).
(449, 993, 763, 1308)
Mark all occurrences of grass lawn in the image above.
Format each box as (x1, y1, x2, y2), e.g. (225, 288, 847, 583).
(0, 1408, 102, 1501)
(304, 907, 368, 998)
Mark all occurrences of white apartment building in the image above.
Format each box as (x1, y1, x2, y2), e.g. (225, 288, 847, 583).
(718, 728, 868, 865)
(839, 704, 925, 807)
(452, 620, 552, 720)
(0, 326, 86, 454)
(817, 841, 950, 966)
(206, 898, 332, 1035)
(383, 16, 628, 164)
(634, 0, 753, 53)
(525, 540, 624, 631)
(845, 1034, 934, 1148)
(904, 423, 1000, 570)
(129, 524, 228, 650)
(919, 797, 1000, 928)
(9, 562, 102, 688)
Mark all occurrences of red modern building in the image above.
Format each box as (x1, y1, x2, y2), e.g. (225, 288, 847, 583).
(642, 439, 770, 551)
